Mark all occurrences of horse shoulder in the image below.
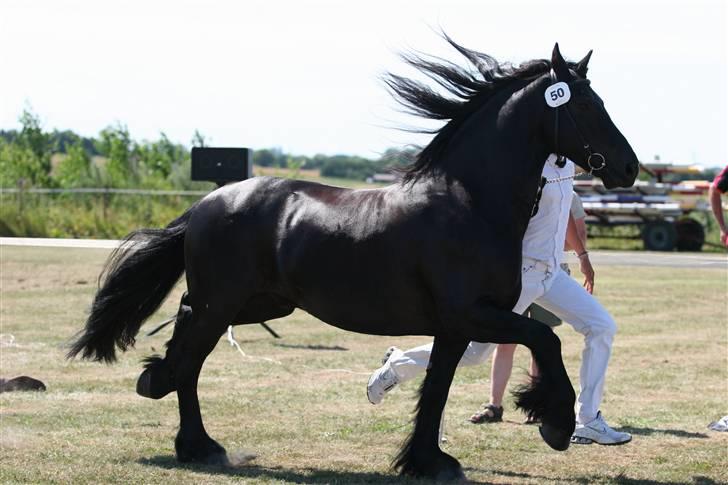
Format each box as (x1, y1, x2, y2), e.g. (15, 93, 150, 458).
(417, 208, 523, 320)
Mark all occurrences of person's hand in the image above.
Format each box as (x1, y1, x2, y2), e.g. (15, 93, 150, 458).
(579, 253, 594, 294)
(721, 230, 728, 247)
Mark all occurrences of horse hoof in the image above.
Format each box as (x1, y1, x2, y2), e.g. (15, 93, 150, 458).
(201, 451, 230, 466)
(399, 450, 465, 481)
(435, 465, 466, 482)
(539, 422, 572, 451)
(175, 433, 229, 466)
(136, 367, 174, 400)
(177, 449, 230, 466)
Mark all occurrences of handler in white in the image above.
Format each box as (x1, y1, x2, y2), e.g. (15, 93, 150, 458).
(367, 154, 631, 446)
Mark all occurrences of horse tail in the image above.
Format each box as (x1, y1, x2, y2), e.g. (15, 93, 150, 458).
(67, 204, 197, 363)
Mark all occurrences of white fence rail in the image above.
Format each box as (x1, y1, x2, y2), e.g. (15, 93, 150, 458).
(0, 188, 208, 196)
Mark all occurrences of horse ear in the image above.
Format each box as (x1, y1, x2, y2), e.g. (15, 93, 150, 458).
(575, 50, 593, 78)
(551, 43, 570, 80)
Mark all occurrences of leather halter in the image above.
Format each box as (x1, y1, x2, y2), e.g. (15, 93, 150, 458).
(550, 70, 606, 173)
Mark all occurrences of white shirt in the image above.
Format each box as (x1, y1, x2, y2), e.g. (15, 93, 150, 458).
(522, 155, 575, 268)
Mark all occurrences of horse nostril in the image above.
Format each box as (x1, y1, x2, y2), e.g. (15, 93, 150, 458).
(625, 163, 637, 179)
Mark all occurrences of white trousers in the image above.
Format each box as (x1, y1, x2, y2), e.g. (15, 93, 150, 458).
(388, 258, 617, 424)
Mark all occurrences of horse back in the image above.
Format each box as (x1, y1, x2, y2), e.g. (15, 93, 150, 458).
(185, 177, 522, 336)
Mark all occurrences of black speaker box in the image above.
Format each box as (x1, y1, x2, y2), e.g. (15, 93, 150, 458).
(191, 147, 252, 183)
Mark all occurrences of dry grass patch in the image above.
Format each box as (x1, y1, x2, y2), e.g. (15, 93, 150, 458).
(1, 246, 726, 484)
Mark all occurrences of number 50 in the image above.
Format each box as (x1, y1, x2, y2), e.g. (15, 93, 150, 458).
(550, 88, 565, 101)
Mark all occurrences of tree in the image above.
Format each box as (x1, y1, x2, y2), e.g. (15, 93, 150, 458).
(320, 155, 378, 180)
(96, 123, 135, 187)
(306, 154, 329, 170)
(11, 108, 53, 186)
(18, 109, 51, 160)
(191, 130, 207, 148)
(378, 147, 418, 168)
(0, 139, 40, 187)
(54, 141, 91, 188)
(253, 149, 276, 167)
(137, 132, 180, 180)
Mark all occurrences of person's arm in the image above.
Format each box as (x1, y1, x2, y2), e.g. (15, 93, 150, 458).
(566, 213, 594, 293)
(565, 192, 588, 251)
(574, 215, 587, 248)
(564, 215, 588, 251)
(709, 182, 727, 247)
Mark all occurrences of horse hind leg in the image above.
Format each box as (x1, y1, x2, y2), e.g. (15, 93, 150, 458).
(230, 293, 295, 326)
(136, 292, 192, 400)
(171, 302, 232, 465)
(173, 292, 297, 465)
(137, 291, 294, 400)
(394, 335, 469, 481)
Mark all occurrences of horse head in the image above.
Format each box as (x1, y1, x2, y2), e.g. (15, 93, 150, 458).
(545, 44, 639, 189)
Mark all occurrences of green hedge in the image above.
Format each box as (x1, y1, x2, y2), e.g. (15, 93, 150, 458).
(0, 192, 202, 239)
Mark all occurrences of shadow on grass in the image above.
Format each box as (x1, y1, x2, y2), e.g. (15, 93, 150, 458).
(140, 457, 721, 485)
(485, 468, 720, 485)
(139, 455, 493, 484)
(609, 476, 720, 485)
(600, 474, 720, 485)
(620, 426, 709, 439)
(272, 343, 349, 351)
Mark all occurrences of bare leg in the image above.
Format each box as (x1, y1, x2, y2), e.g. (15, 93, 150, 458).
(469, 343, 515, 424)
(490, 343, 517, 407)
(529, 354, 540, 379)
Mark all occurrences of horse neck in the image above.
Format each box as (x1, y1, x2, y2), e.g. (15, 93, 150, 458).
(442, 77, 552, 233)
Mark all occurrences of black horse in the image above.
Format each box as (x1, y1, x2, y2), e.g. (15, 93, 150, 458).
(69, 40, 638, 480)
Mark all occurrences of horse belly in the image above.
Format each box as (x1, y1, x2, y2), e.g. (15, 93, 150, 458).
(279, 237, 437, 336)
(301, 299, 436, 336)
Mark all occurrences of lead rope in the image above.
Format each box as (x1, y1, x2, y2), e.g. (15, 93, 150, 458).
(531, 164, 590, 217)
(544, 171, 589, 184)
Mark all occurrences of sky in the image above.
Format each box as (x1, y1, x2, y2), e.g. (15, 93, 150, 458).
(1, 0, 726, 167)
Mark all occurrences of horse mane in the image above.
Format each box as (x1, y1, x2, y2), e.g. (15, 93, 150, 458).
(385, 34, 559, 183)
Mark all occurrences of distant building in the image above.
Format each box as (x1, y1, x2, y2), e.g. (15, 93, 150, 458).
(367, 173, 401, 184)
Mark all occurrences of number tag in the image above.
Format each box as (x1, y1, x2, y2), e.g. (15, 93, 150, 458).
(545, 82, 571, 108)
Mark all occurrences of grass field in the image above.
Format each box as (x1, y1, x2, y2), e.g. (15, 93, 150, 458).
(1, 246, 726, 484)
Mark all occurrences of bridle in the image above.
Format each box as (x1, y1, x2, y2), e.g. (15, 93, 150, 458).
(530, 71, 608, 217)
(550, 70, 606, 174)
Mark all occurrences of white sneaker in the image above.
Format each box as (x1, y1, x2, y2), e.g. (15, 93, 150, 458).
(571, 411, 632, 445)
(366, 347, 403, 405)
(381, 346, 401, 365)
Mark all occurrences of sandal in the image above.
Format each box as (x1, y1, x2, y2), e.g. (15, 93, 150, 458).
(469, 404, 503, 424)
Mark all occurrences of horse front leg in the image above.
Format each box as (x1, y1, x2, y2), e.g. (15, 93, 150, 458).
(458, 303, 576, 451)
(394, 335, 469, 481)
